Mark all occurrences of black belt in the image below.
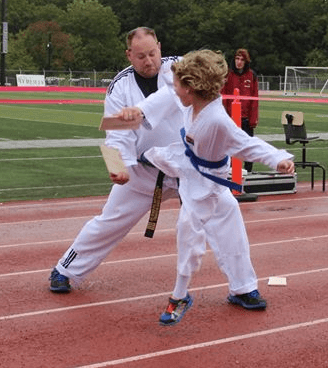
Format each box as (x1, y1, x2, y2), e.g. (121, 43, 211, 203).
(144, 170, 165, 238)
(138, 153, 165, 238)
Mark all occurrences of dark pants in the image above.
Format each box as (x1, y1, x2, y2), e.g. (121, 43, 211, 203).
(241, 118, 254, 172)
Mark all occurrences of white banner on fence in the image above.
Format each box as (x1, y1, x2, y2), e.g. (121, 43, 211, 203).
(16, 74, 46, 87)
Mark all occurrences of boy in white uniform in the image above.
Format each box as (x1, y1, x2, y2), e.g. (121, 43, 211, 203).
(123, 50, 294, 325)
(49, 27, 181, 290)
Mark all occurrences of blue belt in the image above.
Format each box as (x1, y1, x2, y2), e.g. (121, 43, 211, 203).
(180, 128, 242, 193)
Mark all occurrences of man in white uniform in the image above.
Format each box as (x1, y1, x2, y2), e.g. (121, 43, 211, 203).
(49, 27, 181, 290)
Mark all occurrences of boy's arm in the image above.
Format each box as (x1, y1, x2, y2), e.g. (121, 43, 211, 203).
(137, 85, 182, 130)
(114, 84, 182, 131)
(277, 159, 295, 174)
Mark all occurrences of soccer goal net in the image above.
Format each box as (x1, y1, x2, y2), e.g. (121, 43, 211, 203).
(283, 66, 328, 96)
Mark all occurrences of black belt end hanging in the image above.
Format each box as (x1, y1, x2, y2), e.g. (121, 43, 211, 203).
(144, 171, 165, 238)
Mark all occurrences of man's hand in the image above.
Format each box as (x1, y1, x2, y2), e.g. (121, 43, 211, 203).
(277, 160, 295, 174)
(100, 107, 144, 131)
(110, 171, 130, 185)
(116, 107, 144, 123)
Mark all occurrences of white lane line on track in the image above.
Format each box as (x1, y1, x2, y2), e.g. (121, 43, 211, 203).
(245, 212, 328, 223)
(0, 238, 74, 249)
(2, 234, 326, 278)
(74, 317, 328, 368)
(0, 198, 107, 208)
(0, 267, 327, 322)
(0, 183, 110, 192)
(0, 215, 95, 225)
(0, 227, 175, 248)
(1, 228, 328, 253)
(0, 192, 326, 210)
(1, 211, 328, 228)
(0, 156, 102, 162)
(241, 194, 328, 205)
(0, 234, 328, 268)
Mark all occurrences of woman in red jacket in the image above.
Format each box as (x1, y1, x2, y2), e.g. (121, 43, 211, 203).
(221, 48, 259, 173)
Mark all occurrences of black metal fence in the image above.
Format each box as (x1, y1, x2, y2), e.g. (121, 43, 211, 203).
(5, 69, 285, 91)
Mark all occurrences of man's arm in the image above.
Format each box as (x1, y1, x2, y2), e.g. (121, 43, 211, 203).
(103, 78, 139, 184)
(104, 81, 139, 167)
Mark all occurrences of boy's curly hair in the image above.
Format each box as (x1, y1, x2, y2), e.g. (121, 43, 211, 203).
(171, 50, 228, 101)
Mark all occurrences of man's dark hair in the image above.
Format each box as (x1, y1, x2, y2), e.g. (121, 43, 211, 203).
(126, 27, 158, 50)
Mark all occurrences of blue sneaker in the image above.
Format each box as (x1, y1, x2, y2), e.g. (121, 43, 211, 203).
(228, 289, 266, 310)
(49, 268, 71, 293)
(159, 293, 193, 326)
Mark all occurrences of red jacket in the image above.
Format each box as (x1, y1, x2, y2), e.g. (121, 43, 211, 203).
(221, 67, 258, 128)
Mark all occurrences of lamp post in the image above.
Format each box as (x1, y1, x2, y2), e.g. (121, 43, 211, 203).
(1, 0, 7, 86)
(46, 33, 52, 71)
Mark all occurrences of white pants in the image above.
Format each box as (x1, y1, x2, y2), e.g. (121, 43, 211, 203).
(176, 187, 258, 296)
(56, 177, 257, 295)
(56, 176, 177, 284)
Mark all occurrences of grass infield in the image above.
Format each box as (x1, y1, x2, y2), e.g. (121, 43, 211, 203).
(0, 92, 327, 202)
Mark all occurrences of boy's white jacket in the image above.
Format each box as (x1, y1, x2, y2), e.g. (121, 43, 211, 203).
(138, 86, 294, 200)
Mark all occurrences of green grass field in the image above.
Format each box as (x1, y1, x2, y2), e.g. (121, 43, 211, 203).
(253, 99, 328, 182)
(0, 92, 327, 202)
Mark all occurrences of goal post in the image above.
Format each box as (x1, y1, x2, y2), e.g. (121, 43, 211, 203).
(283, 66, 328, 96)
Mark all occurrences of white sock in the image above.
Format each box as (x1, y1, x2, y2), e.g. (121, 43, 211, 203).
(172, 274, 191, 300)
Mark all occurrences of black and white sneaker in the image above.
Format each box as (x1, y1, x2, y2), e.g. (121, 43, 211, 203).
(228, 289, 266, 310)
(49, 268, 71, 293)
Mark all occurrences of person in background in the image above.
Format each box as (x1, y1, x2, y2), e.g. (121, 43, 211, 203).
(221, 48, 259, 173)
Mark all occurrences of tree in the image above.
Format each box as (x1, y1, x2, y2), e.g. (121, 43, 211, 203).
(31, 0, 74, 9)
(22, 21, 75, 70)
(33, 3, 67, 22)
(165, 2, 208, 55)
(306, 49, 328, 66)
(99, 0, 139, 34)
(6, 0, 38, 34)
(100, 0, 197, 55)
(4, 0, 328, 73)
(60, 0, 125, 70)
(6, 32, 38, 70)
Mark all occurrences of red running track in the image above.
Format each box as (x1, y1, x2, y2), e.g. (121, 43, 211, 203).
(0, 182, 327, 368)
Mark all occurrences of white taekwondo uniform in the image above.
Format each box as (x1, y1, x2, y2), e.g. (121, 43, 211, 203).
(140, 88, 294, 295)
(55, 57, 182, 284)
